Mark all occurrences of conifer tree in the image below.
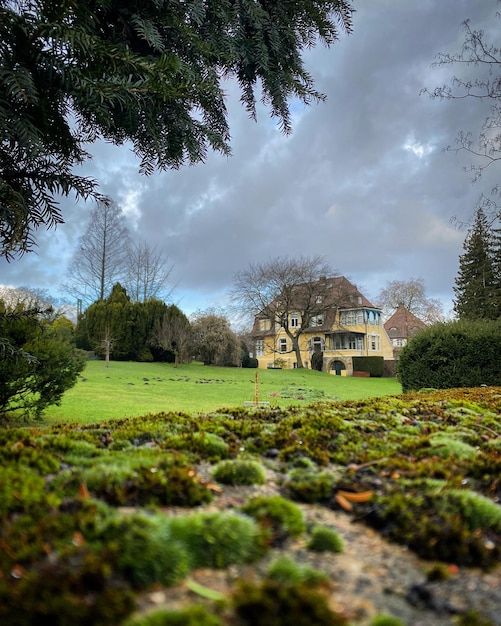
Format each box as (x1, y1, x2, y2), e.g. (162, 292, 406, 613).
(454, 208, 500, 320)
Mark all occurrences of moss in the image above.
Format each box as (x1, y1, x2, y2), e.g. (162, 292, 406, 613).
(284, 468, 337, 503)
(428, 433, 479, 460)
(307, 526, 344, 553)
(454, 610, 496, 626)
(82, 463, 213, 507)
(0, 546, 135, 626)
(367, 485, 501, 569)
(170, 511, 261, 569)
(211, 458, 266, 486)
(425, 563, 454, 582)
(369, 615, 406, 626)
(232, 579, 347, 626)
(0, 465, 59, 518)
(100, 513, 190, 588)
(123, 605, 223, 626)
(241, 495, 306, 547)
(266, 556, 328, 585)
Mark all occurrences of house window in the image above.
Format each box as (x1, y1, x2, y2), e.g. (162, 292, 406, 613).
(278, 338, 287, 353)
(258, 319, 270, 331)
(340, 310, 364, 325)
(290, 313, 299, 328)
(393, 338, 406, 347)
(316, 295, 323, 304)
(370, 334, 380, 351)
(311, 315, 324, 327)
(255, 340, 264, 356)
(348, 335, 357, 350)
(333, 335, 347, 350)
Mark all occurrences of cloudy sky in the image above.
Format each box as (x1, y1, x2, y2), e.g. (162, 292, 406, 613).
(1, 0, 499, 319)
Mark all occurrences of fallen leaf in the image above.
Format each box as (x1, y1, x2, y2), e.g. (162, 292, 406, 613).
(335, 493, 353, 511)
(337, 490, 374, 503)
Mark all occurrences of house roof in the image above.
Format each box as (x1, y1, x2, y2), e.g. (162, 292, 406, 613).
(383, 304, 426, 339)
(251, 275, 379, 335)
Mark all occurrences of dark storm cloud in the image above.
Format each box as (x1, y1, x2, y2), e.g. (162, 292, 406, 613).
(1, 0, 497, 316)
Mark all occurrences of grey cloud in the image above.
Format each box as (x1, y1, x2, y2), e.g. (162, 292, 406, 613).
(1, 0, 497, 317)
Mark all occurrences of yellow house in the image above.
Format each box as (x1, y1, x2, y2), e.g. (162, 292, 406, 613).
(250, 276, 394, 374)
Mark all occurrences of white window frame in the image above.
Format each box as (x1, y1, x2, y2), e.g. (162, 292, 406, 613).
(290, 313, 299, 328)
(255, 339, 264, 356)
(278, 338, 287, 353)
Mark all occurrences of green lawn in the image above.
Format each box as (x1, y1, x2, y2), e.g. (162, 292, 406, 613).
(43, 360, 401, 424)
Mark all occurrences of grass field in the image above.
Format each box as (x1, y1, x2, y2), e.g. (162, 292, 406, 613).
(43, 360, 402, 424)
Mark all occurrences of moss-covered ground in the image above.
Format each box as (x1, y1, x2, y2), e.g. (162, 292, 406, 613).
(1, 386, 500, 625)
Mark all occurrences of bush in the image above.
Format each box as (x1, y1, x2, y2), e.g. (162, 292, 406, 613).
(397, 319, 501, 392)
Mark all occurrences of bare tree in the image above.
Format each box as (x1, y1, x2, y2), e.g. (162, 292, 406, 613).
(191, 309, 241, 367)
(124, 240, 174, 303)
(100, 325, 114, 368)
(61, 199, 130, 307)
(376, 278, 444, 324)
(424, 9, 501, 184)
(231, 256, 352, 368)
(151, 309, 192, 367)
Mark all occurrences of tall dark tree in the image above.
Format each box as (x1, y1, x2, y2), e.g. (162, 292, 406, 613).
(62, 200, 130, 307)
(454, 207, 500, 320)
(0, 0, 354, 257)
(83, 283, 133, 360)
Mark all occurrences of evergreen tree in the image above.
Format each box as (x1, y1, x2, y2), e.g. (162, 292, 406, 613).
(453, 208, 500, 320)
(0, 301, 85, 419)
(1, 0, 354, 257)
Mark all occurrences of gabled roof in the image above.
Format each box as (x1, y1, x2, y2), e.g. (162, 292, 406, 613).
(251, 275, 379, 335)
(384, 304, 426, 339)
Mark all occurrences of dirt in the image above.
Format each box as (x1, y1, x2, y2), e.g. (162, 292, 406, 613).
(134, 464, 501, 626)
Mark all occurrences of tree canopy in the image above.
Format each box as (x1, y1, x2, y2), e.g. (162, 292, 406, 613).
(376, 278, 444, 324)
(0, 0, 354, 257)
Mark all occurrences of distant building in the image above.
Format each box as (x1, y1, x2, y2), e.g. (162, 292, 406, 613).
(384, 304, 426, 358)
(251, 276, 394, 374)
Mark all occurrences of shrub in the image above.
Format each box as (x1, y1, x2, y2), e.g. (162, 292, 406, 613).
(240, 495, 306, 546)
(211, 459, 266, 485)
(352, 356, 384, 377)
(307, 526, 344, 553)
(397, 319, 501, 392)
(0, 302, 86, 420)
